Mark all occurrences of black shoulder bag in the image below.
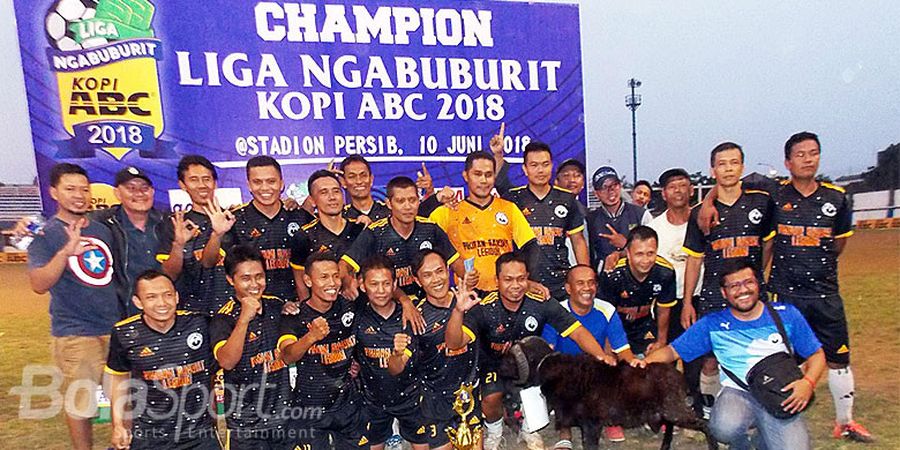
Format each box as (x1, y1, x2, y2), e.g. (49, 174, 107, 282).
(722, 302, 813, 419)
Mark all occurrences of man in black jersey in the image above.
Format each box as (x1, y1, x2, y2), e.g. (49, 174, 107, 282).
(681, 142, 775, 419)
(341, 176, 468, 300)
(770, 132, 873, 442)
(105, 270, 218, 450)
(201, 156, 313, 302)
(445, 252, 613, 450)
(402, 249, 479, 450)
(504, 142, 589, 300)
(278, 252, 369, 449)
(599, 226, 677, 356)
(340, 155, 392, 226)
(354, 256, 426, 449)
(211, 245, 294, 449)
(156, 155, 234, 314)
(291, 170, 365, 301)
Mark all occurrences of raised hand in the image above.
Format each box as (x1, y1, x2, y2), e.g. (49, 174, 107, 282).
(464, 268, 480, 290)
(110, 422, 132, 449)
(416, 163, 435, 197)
(237, 295, 262, 324)
(203, 196, 235, 235)
(599, 224, 627, 250)
(62, 218, 96, 256)
(355, 215, 373, 227)
(307, 317, 330, 342)
(454, 274, 481, 313)
(393, 333, 411, 356)
(172, 211, 198, 245)
(327, 158, 344, 176)
(489, 122, 506, 162)
(680, 303, 697, 330)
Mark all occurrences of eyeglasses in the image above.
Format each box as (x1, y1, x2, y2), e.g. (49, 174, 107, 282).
(724, 278, 758, 291)
(597, 182, 621, 192)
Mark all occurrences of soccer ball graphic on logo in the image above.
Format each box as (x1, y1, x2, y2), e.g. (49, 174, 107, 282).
(45, 0, 102, 51)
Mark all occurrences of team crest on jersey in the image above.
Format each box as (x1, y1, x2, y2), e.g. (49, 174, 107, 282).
(419, 240, 432, 250)
(653, 284, 662, 293)
(68, 236, 114, 287)
(341, 311, 355, 327)
(495, 211, 509, 225)
(525, 316, 538, 332)
(554, 205, 568, 218)
(748, 208, 763, 225)
(287, 222, 300, 237)
(187, 332, 203, 350)
(821, 202, 837, 217)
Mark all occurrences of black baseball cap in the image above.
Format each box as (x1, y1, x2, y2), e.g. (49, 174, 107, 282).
(591, 166, 620, 190)
(556, 158, 586, 177)
(658, 168, 691, 188)
(114, 166, 153, 186)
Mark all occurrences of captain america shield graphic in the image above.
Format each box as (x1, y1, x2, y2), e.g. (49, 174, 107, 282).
(67, 237, 114, 287)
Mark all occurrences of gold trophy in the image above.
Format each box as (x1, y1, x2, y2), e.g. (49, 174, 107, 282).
(446, 383, 483, 450)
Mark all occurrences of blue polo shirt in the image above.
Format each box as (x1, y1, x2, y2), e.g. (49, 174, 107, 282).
(542, 298, 631, 355)
(28, 217, 120, 337)
(117, 207, 161, 315)
(672, 303, 821, 390)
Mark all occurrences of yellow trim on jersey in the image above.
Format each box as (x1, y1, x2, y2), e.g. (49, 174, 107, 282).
(682, 246, 704, 258)
(290, 262, 304, 270)
(566, 224, 585, 235)
(217, 300, 236, 315)
(763, 230, 777, 241)
(614, 257, 627, 269)
(744, 189, 770, 196)
(219, 248, 227, 257)
(115, 314, 142, 327)
(176, 310, 194, 316)
(821, 182, 846, 193)
(414, 216, 436, 224)
(104, 365, 128, 376)
(462, 325, 477, 343)
(560, 321, 582, 338)
(552, 185, 574, 194)
(368, 217, 390, 229)
(657, 299, 678, 308)
(525, 292, 544, 302)
(835, 230, 854, 239)
(403, 348, 413, 358)
(155, 254, 170, 263)
(612, 343, 632, 353)
(341, 254, 361, 272)
(780, 179, 791, 186)
(480, 291, 499, 305)
(277, 334, 298, 349)
(213, 340, 228, 359)
(508, 185, 528, 192)
(447, 252, 461, 266)
(301, 219, 319, 231)
(654, 256, 674, 269)
(225, 429, 231, 450)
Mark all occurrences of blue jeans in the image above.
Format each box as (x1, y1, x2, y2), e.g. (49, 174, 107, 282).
(709, 387, 810, 450)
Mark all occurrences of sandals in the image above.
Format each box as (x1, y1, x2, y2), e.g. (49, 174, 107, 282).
(553, 439, 573, 450)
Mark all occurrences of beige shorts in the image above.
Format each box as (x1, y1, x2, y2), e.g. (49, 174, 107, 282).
(51, 335, 110, 419)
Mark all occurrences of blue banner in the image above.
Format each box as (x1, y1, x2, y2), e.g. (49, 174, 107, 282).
(14, 0, 585, 212)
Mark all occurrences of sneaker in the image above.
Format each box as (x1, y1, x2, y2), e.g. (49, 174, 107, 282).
(385, 434, 403, 450)
(833, 421, 875, 443)
(483, 429, 504, 450)
(604, 426, 626, 442)
(701, 394, 715, 421)
(518, 429, 545, 450)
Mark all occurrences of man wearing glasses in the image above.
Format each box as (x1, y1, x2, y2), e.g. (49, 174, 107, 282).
(586, 166, 652, 272)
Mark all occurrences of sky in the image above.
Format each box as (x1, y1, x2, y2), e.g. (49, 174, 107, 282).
(0, 0, 898, 185)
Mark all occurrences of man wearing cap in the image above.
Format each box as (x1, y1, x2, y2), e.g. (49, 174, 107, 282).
(587, 166, 652, 271)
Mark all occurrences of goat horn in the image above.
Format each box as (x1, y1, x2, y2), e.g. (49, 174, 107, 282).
(510, 344, 530, 386)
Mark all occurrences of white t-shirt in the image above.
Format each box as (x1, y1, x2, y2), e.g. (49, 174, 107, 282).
(648, 210, 703, 298)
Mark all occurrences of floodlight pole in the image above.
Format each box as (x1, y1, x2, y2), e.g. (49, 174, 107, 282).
(626, 78, 642, 184)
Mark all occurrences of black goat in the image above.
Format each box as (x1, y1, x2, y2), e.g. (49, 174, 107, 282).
(498, 336, 718, 450)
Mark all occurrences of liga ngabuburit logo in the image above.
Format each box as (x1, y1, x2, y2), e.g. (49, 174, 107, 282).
(44, 0, 173, 160)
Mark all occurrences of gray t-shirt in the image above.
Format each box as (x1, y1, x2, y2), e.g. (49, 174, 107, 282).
(28, 217, 120, 337)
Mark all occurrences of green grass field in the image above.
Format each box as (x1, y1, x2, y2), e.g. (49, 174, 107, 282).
(1, 229, 897, 449)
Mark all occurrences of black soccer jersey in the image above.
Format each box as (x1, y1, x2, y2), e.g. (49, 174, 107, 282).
(354, 302, 419, 414)
(105, 312, 216, 441)
(343, 200, 391, 222)
(156, 210, 233, 314)
(414, 296, 478, 408)
(462, 291, 581, 372)
(290, 218, 364, 270)
(504, 185, 585, 296)
(769, 182, 853, 299)
(278, 297, 359, 411)
(683, 189, 775, 312)
(599, 257, 677, 354)
(342, 217, 460, 295)
(222, 202, 313, 301)
(209, 296, 291, 432)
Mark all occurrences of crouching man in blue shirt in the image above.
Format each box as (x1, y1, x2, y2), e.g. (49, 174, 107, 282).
(632, 260, 826, 450)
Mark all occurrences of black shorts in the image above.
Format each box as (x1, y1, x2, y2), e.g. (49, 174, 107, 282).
(774, 293, 850, 365)
(364, 401, 426, 445)
(479, 367, 503, 398)
(223, 428, 295, 450)
(290, 400, 370, 450)
(417, 383, 482, 447)
(131, 427, 221, 450)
